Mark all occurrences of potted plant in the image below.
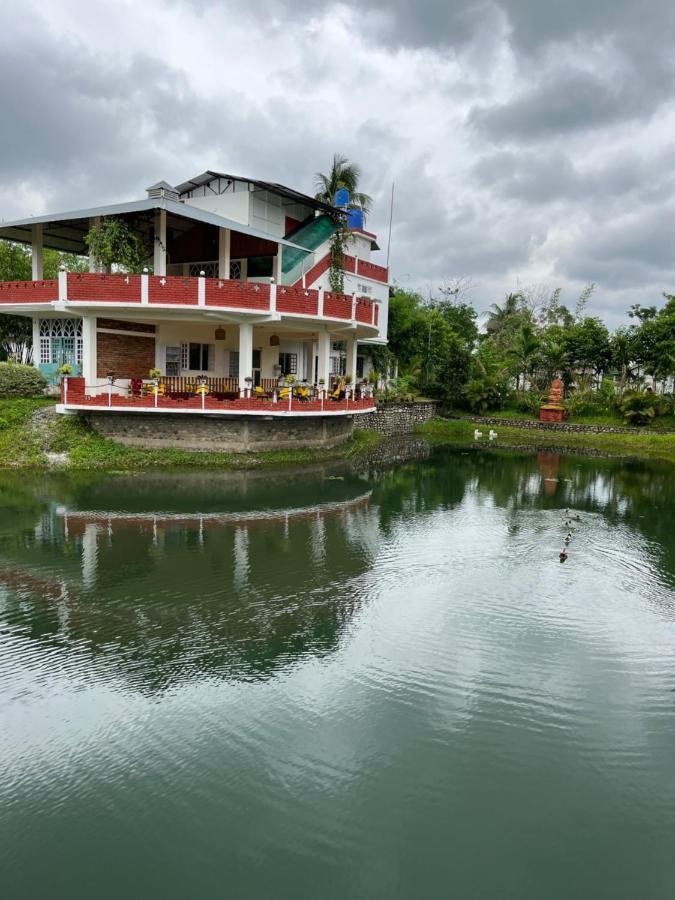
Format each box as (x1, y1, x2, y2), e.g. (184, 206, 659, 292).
(149, 367, 161, 379)
(58, 364, 73, 377)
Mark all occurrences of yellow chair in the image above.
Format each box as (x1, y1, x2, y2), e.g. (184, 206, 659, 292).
(254, 386, 268, 400)
(278, 387, 291, 401)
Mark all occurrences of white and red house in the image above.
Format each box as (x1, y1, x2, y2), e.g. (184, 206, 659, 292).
(0, 170, 389, 419)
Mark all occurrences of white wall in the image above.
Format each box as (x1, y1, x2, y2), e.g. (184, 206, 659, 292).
(184, 189, 250, 225)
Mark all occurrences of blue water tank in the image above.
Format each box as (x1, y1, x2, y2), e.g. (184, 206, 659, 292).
(334, 188, 349, 208)
(346, 208, 364, 231)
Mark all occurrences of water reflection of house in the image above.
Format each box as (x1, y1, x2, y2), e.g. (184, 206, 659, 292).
(0, 483, 379, 693)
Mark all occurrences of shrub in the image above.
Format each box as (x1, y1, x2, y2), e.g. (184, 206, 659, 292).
(465, 376, 507, 413)
(509, 390, 545, 415)
(0, 417, 8, 430)
(0, 363, 47, 398)
(619, 390, 661, 426)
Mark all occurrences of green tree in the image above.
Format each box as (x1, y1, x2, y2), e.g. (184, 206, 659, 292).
(507, 322, 541, 390)
(314, 153, 373, 217)
(85, 217, 144, 272)
(564, 317, 611, 383)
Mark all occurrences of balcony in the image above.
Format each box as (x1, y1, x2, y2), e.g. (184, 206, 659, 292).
(0, 272, 380, 329)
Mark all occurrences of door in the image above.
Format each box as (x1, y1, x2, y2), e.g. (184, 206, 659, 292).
(252, 349, 262, 387)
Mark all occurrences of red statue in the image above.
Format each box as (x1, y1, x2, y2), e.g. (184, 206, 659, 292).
(539, 378, 567, 422)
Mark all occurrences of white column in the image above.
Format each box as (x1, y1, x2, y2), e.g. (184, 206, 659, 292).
(81, 316, 97, 388)
(31, 224, 43, 280)
(238, 322, 253, 395)
(317, 330, 331, 387)
(273, 246, 282, 283)
(88, 216, 101, 273)
(154, 209, 167, 276)
(218, 227, 231, 278)
(32, 318, 41, 371)
(346, 338, 358, 385)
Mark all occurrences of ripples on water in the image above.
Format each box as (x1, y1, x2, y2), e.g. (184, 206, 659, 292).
(1, 450, 675, 899)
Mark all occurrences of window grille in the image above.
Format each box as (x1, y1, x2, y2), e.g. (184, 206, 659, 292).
(278, 352, 297, 375)
(38, 319, 83, 366)
(229, 351, 239, 377)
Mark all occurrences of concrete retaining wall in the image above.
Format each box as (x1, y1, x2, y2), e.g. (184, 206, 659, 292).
(85, 412, 354, 452)
(359, 402, 439, 435)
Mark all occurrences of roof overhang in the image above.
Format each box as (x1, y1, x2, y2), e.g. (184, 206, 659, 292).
(0, 197, 312, 256)
(176, 170, 337, 215)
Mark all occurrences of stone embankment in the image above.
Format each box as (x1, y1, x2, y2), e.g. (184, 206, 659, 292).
(450, 415, 675, 435)
(359, 401, 439, 434)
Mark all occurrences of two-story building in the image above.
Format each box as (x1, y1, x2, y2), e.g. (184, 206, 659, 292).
(0, 170, 390, 449)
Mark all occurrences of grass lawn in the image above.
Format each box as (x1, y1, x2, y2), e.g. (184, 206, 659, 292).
(417, 417, 675, 464)
(0, 397, 384, 470)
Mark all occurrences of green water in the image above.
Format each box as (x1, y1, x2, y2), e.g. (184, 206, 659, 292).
(1, 448, 674, 899)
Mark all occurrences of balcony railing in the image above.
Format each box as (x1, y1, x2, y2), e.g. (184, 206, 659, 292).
(0, 272, 380, 327)
(60, 377, 376, 416)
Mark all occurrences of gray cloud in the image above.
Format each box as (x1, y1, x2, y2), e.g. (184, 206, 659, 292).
(1, 0, 674, 329)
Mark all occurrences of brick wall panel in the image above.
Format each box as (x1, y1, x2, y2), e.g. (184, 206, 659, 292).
(96, 332, 156, 379)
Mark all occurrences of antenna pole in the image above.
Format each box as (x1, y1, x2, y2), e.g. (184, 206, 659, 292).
(385, 181, 395, 269)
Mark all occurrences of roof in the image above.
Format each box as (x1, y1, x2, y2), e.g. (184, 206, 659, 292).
(0, 197, 313, 255)
(175, 170, 337, 215)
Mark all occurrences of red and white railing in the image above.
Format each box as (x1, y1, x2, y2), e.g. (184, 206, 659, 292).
(60, 377, 376, 415)
(0, 272, 380, 327)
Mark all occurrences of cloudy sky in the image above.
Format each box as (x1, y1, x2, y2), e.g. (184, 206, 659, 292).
(1, 0, 674, 325)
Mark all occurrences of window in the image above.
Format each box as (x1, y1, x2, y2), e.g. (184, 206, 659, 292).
(330, 356, 345, 376)
(188, 262, 218, 277)
(278, 352, 297, 376)
(38, 319, 83, 367)
(229, 351, 239, 377)
(181, 342, 214, 371)
(357, 356, 365, 379)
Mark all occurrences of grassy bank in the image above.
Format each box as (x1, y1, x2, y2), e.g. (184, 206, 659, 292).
(417, 417, 675, 464)
(0, 398, 383, 470)
(443, 407, 673, 429)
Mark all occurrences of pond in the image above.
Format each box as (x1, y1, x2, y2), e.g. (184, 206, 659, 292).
(1, 448, 674, 899)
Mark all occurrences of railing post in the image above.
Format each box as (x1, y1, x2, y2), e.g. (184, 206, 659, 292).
(318, 287, 324, 318)
(351, 292, 357, 322)
(141, 267, 149, 304)
(62, 375, 68, 405)
(269, 277, 277, 314)
(198, 271, 206, 307)
(58, 265, 68, 302)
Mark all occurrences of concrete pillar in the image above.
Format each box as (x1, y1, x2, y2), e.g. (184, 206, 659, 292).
(81, 316, 97, 388)
(154, 209, 167, 276)
(317, 330, 331, 388)
(32, 318, 41, 371)
(346, 337, 358, 385)
(88, 216, 101, 273)
(238, 322, 253, 394)
(273, 246, 282, 283)
(31, 224, 43, 280)
(218, 227, 231, 278)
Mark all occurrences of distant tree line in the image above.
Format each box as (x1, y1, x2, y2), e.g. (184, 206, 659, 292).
(370, 281, 675, 426)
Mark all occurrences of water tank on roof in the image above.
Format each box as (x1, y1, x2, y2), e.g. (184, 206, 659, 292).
(346, 208, 364, 231)
(334, 188, 350, 208)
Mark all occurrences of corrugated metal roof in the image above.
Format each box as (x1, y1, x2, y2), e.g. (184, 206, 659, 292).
(0, 197, 312, 255)
(175, 170, 337, 214)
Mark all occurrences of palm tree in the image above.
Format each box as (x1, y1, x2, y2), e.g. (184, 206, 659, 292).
(485, 292, 525, 345)
(315, 154, 373, 218)
(508, 323, 540, 391)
